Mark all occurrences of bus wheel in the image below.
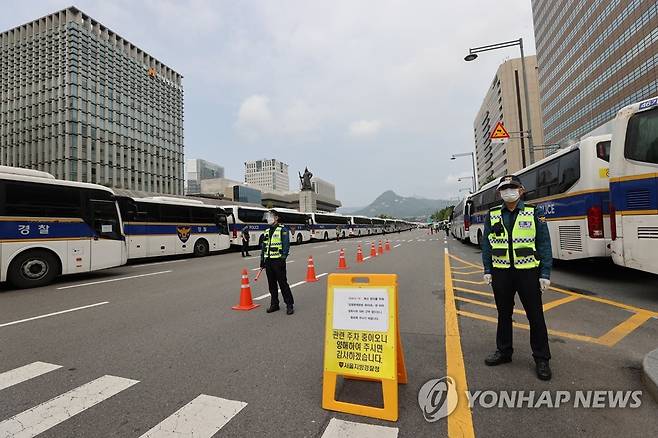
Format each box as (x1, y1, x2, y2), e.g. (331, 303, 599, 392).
(7, 250, 60, 289)
(297, 234, 303, 244)
(193, 239, 209, 257)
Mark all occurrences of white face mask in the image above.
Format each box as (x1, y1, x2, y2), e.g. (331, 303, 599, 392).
(265, 213, 275, 225)
(500, 188, 521, 203)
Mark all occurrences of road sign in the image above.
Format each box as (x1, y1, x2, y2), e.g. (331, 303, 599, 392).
(490, 121, 510, 143)
(322, 273, 407, 421)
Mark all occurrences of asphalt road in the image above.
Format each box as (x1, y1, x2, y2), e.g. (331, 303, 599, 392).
(1, 230, 657, 437)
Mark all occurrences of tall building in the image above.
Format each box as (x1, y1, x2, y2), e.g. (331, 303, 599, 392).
(244, 159, 289, 192)
(0, 6, 184, 194)
(473, 56, 546, 186)
(531, 0, 658, 145)
(185, 158, 224, 194)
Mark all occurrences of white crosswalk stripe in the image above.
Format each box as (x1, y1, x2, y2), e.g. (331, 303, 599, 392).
(0, 375, 138, 438)
(139, 394, 247, 438)
(0, 362, 61, 392)
(321, 418, 398, 438)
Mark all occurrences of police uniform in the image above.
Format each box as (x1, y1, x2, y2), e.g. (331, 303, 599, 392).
(482, 175, 552, 380)
(261, 222, 294, 314)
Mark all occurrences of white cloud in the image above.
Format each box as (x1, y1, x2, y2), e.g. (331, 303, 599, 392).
(236, 95, 274, 140)
(348, 120, 382, 138)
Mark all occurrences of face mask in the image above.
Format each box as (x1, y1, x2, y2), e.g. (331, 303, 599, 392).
(264, 213, 275, 225)
(500, 188, 521, 203)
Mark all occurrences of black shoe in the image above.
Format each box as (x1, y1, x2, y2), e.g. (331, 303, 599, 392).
(266, 305, 280, 313)
(286, 307, 294, 315)
(246, 253, 251, 256)
(535, 360, 552, 381)
(484, 351, 512, 366)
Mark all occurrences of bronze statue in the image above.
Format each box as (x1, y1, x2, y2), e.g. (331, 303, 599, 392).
(299, 167, 313, 191)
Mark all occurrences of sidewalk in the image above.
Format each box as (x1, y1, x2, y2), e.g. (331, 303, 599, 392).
(643, 347, 658, 402)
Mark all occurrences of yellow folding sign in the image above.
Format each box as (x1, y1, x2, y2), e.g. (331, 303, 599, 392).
(322, 273, 407, 421)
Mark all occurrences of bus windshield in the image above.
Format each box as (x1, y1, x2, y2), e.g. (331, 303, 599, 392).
(625, 107, 658, 164)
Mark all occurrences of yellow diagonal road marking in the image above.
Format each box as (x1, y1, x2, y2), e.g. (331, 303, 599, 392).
(542, 294, 581, 311)
(454, 286, 494, 297)
(596, 311, 655, 347)
(444, 249, 475, 438)
(453, 279, 487, 285)
(454, 296, 525, 315)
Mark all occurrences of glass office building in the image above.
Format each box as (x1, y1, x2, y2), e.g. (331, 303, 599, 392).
(531, 0, 658, 145)
(0, 7, 184, 194)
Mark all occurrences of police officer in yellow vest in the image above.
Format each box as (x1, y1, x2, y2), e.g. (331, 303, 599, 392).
(482, 175, 553, 380)
(261, 210, 294, 315)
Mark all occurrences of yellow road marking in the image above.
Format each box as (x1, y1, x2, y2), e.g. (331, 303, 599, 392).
(549, 286, 658, 316)
(444, 249, 476, 438)
(596, 312, 656, 347)
(457, 310, 601, 344)
(454, 296, 525, 316)
(452, 270, 481, 275)
(542, 295, 581, 311)
(454, 286, 494, 297)
(453, 279, 487, 285)
(449, 254, 482, 269)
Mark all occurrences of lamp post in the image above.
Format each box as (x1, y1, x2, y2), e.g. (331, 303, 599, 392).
(465, 38, 535, 164)
(451, 152, 477, 192)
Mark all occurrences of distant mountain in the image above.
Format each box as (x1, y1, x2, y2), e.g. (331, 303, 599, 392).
(337, 206, 365, 215)
(351, 190, 451, 219)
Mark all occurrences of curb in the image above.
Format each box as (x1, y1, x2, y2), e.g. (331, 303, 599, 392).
(642, 347, 658, 403)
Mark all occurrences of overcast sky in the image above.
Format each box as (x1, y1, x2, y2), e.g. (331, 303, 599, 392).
(2, 0, 537, 207)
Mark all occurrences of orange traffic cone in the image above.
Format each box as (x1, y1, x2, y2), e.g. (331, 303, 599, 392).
(378, 240, 384, 255)
(356, 245, 364, 263)
(232, 268, 260, 311)
(385, 240, 391, 252)
(370, 242, 377, 257)
(306, 256, 318, 282)
(338, 248, 348, 270)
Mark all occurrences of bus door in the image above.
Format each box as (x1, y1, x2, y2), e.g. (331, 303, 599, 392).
(89, 199, 126, 270)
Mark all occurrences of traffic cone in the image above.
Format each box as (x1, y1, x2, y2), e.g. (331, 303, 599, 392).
(306, 256, 318, 282)
(356, 245, 364, 263)
(385, 240, 391, 252)
(370, 242, 377, 257)
(378, 240, 384, 255)
(232, 268, 260, 311)
(338, 248, 348, 270)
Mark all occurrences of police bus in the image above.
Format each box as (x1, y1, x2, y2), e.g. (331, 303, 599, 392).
(468, 135, 612, 260)
(309, 213, 351, 240)
(348, 215, 373, 236)
(271, 208, 312, 244)
(0, 166, 126, 288)
(223, 205, 268, 248)
(117, 196, 230, 259)
(370, 217, 385, 235)
(450, 197, 470, 242)
(609, 96, 658, 274)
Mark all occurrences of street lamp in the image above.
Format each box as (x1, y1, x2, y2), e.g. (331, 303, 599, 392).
(451, 152, 477, 192)
(464, 38, 535, 164)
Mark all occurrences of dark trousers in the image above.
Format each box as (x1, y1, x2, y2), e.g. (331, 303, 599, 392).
(265, 258, 294, 308)
(491, 267, 551, 361)
(241, 241, 250, 256)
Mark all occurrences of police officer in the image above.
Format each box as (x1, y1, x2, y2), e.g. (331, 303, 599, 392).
(260, 210, 294, 315)
(240, 227, 251, 257)
(481, 175, 552, 381)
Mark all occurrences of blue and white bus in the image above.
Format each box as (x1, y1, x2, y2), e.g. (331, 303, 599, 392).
(309, 213, 351, 240)
(468, 135, 612, 260)
(609, 96, 658, 274)
(0, 166, 126, 288)
(117, 196, 230, 259)
(348, 215, 373, 237)
(223, 205, 268, 248)
(272, 208, 312, 244)
(450, 198, 470, 242)
(370, 217, 385, 235)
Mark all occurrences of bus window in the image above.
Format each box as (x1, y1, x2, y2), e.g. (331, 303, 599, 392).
(596, 140, 611, 162)
(5, 181, 82, 217)
(625, 107, 658, 164)
(557, 149, 580, 192)
(190, 206, 216, 223)
(519, 171, 537, 200)
(216, 213, 229, 235)
(160, 205, 190, 223)
(237, 208, 267, 223)
(89, 199, 122, 240)
(537, 162, 558, 197)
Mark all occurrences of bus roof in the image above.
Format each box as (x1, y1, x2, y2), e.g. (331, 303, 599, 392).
(0, 169, 116, 194)
(0, 166, 55, 179)
(123, 196, 219, 208)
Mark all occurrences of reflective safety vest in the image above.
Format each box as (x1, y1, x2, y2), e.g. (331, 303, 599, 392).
(488, 205, 540, 269)
(263, 225, 284, 259)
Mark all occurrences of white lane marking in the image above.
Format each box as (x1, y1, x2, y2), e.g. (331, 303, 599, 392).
(313, 245, 328, 249)
(131, 259, 188, 268)
(287, 260, 295, 263)
(321, 418, 398, 438)
(251, 268, 261, 271)
(363, 256, 372, 260)
(244, 256, 259, 260)
(0, 302, 109, 329)
(0, 362, 62, 391)
(290, 280, 306, 288)
(327, 249, 340, 254)
(419, 239, 427, 242)
(57, 270, 172, 290)
(254, 293, 270, 301)
(317, 273, 329, 278)
(393, 244, 401, 248)
(0, 375, 138, 438)
(139, 394, 247, 438)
